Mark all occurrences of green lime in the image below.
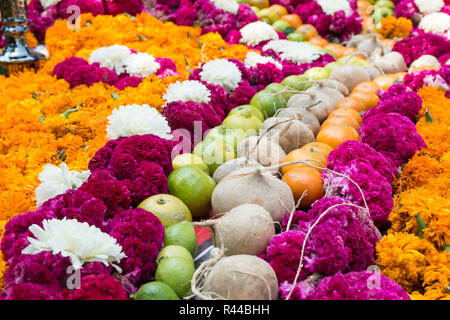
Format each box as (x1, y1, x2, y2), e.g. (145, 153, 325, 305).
(135, 281, 180, 300)
(156, 245, 194, 266)
(164, 221, 198, 257)
(155, 257, 196, 298)
(172, 153, 209, 174)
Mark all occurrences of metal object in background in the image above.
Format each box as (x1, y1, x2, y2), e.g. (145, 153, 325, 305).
(0, 0, 45, 77)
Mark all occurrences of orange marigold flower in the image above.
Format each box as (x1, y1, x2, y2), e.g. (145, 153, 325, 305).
(377, 16, 413, 39)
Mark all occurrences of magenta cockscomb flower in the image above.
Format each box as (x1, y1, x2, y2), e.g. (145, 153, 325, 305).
(248, 63, 284, 92)
(40, 189, 107, 229)
(326, 140, 397, 183)
(1, 207, 56, 263)
(1, 283, 63, 300)
(58, 0, 105, 19)
(395, 0, 419, 19)
(108, 208, 165, 288)
(359, 113, 427, 167)
(105, 0, 145, 16)
(363, 91, 423, 123)
(27, 0, 59, 41)
(162, 100, 225, 140)
(78, 169, 132, 220)
(322, 162, 394, 227)
(393, 32, 450, 65)
(169, 0, 198, 25)
(89, 134, 175, 177)
(403, 65, 450, 93)
(65, 274, 128, 300)
(281, 271, 410, 300)
(262, 197, 380, 284)
(114, 76, 143, 90)
(228, 80, 257, 107)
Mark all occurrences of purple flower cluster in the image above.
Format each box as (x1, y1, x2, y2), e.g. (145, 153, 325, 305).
(393, 32, 450, 66)
(88, 134, 175, 206)
(403, 65, 450, 96)
(108, 208, 165, 289)
(105, 0, 144, 16)
(64, 274, 129, 300)
(326, 140, 397, 183)
(162, 101, 225, 141)
(322, 162, 394, 227)
(293, 0, 362, 41)
(394, 0, 419, 20)
(280, 271, 410, 300)
(363, 84, 423, 122)
(359, 112, 426, 167)
(53, 54, 178, 89)
(261, 197, 380, 284)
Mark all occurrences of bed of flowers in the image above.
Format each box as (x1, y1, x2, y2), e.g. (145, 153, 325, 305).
(0, 0, 448, 300)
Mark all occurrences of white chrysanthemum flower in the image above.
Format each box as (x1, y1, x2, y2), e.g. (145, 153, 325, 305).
(211, 0, 239, 15)
(414, 0, 444, 15)
(244, 52, 283, 69)
(163, 80, 211, 104)
(35, 163, 90, 206)
(124, 52, 161, 77)
(418, 12, 450, 36)
(107, 104, 172, 140)
(239, 21, 279, 46)
(316, 0, 352, 16)
(40, 0, 61, 9)
(89, 45, 132, 75)
(22, 218, 126, 272)
(199, 59, 242, 92)
(262, 40, 322, 65)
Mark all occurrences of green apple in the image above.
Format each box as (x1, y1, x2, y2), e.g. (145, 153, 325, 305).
(372, 7, 394, 28)
(204, 125, 247, 150)
(193, 139, 236, 175)
(264, 83, 292, 103)
(172, 153, 209, 174)
(138, 194, 192, 229)
(221, 111, 263, 137)
(272, 20, 291, 33)
(324, 62, 341, 74)
(375, 0, 395, 11)
(281, 74, 312, 91)
(168, 166, 216, 219)
(320, 48, 337, 59)
(287, 31, 306, 42)
(249, 90, 285, 118)
(304, 67, 330, 80)
(257, 8, 279, 24)
(228, 104, 265, 121)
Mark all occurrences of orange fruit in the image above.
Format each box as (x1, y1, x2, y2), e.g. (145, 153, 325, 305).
(335, 96, 366, 113)
(321, 115, 361, 130)
(270, 4, 288, 18)
(324, 43, 346, 58)
(350, 92, 380, 110)
(373, 75, 396, 91)
(352, 81, 380, 95)
(280, 14, 303, 29)
(316, 124, 360, 149)
(296, 24, 318, 40)
(282, 167, 325, 206)
(341, 47, 359, 57)
(301, 142, 335, 158)
(281, 149, 328, 175)
(329, 108, 363, 126)
(309, 36, 328, 48)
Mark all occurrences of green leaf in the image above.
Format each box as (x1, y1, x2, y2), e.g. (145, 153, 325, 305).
(85, 21, 92, 27)
(124, 12, 136, 21)
(111, 93, 120, 100)
(58, 148, 67, 161)
(61, 105, 80, 119)
(359, 111, 366, 116)
(39, 115, 45, 123)
(135, 32, 149, 41)
(445, 246, 450, 253)
(425, 111, 434, 123)
(415, 215, 427, 239)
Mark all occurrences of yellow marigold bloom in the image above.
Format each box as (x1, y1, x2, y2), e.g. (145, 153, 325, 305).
(377, 16, 413, 39)
(376, 232, 437, 292)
